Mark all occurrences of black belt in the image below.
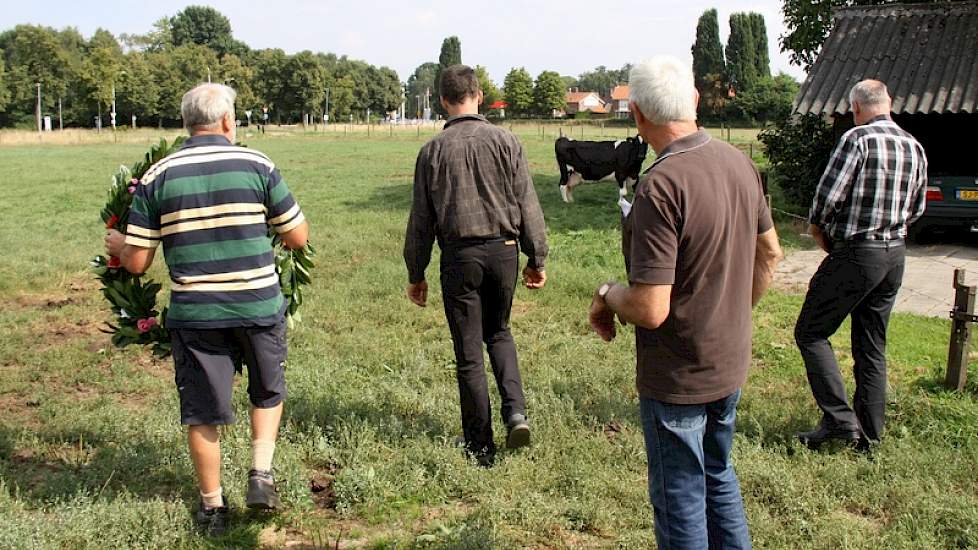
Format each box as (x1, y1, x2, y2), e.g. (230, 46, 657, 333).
(440, 236, 516, 249)
(832, 238, 905, 251)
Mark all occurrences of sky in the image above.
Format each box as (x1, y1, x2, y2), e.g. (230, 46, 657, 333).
(1, 0, 807, 84)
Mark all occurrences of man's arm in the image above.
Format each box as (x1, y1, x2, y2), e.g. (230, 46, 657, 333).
(105, 230, 156, 275)
(404, 151, 436, 306)
(809, 134, 861, 231)
(513, 142, 549, 288)
(753, 227, 783, 307)
(265, 167, 308, 248)
(907, 150, 929, 226)
(809, 224, 831, 253)
(589, 282, 671, 341)
(280, 220, 309, 250)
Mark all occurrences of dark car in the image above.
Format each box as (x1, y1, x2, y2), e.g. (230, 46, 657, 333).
(911, 175, 978, 237)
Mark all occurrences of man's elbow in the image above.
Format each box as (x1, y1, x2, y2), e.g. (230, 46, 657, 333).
(281, 221, 309, 249)
(636, 306, 669, 330)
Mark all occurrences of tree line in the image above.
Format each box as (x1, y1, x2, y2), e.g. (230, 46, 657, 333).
(691, 8, 799, 126)
(0, 6, 403, 128)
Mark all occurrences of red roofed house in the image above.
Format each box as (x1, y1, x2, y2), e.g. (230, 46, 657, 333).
(565, 91, 608, 117)
(487, 100, 509, 118)
(610, 85, 631, 119)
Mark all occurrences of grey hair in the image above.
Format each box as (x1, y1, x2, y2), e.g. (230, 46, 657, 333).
(628, 56, 697, 125)
(849, 80, 890, 109)
(181, 83, 237, 131)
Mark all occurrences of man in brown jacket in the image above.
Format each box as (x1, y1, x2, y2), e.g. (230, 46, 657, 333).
(403, 65, 549, 466)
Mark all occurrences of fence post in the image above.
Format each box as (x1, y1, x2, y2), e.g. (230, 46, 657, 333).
(945, 268, 975, 390)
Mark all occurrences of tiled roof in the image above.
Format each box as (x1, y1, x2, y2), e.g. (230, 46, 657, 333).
(795, 2, 978, 115)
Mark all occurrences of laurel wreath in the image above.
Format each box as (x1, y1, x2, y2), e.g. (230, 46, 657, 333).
(91, 137, 314, 357)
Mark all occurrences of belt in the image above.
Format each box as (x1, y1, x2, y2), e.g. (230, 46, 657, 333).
(440, 236, 517, 249)
(832, 238, 905, 251)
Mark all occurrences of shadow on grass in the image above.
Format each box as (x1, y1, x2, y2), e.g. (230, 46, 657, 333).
(343, 173, 625, 235)
(0, 425, 192, 504)
(286, 393, 450, 445)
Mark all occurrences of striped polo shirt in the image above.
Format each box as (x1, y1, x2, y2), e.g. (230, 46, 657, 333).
(125, 134, 305, 329)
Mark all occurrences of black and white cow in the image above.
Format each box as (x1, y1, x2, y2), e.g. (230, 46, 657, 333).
(555, 135, 648, 203)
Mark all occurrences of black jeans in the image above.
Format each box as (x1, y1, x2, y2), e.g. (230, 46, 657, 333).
(440, 239, 526, 453)
(794, 240, 905, 441)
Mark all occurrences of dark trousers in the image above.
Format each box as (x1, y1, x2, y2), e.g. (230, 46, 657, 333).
(440, 239, 526, 453)
(794, 241, 905, 441)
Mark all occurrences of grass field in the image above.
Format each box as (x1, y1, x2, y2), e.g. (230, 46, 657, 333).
(0, 128, 975, 549)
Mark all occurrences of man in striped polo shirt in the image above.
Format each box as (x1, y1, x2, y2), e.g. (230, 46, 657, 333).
(105, 83, 308, 535)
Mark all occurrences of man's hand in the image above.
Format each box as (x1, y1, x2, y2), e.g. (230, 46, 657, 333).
(809, 224, 831, 253)
(105, 229, 125, 258)
(589, 284, 618, 342)
(407, 280, 428, 307)
(523, 266, 547, 289)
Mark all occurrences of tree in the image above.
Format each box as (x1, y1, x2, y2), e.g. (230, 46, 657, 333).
(0, 25, 74, 126)
(219, 53, 258, 118)
(503, 67, 533, 116)
(692, 9, 726, 86)
(80, 45, 123, 123)
(283, 51, 328, 124)
(433, 36, 461, 114)
(367, 66, 402, 114)
(119, 17, 172, 53)
(329, 75, 356, 120)
(561, 75, 577, 90)
(0, 55, 10, 114)
(759, 113, 836, 208)
(533, 70, 565, 116)
(475, 65, 501, 113)
(170, 6, 234, 54)
(750, 13, 771, 79)
(117, 52, 159, 125)
(731, 73, 799, 125)
(251, 48, 288, 115)
(726, 13, 760, 93)
(406, 62, 437, 116)
(577, 65, 625, 94)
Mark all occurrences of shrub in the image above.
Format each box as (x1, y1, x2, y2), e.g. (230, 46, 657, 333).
(759, 113, 836, 209)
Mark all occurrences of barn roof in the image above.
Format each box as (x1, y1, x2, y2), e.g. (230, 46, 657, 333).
(565, 91, 599, 104)
(794, 2, 978, 116)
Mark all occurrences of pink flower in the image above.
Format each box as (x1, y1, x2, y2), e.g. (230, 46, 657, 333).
(128, 186, 136, 194)
(107, 256, 122, 269)
(137, 317, 158, 333)
(130, 178, 139, 185)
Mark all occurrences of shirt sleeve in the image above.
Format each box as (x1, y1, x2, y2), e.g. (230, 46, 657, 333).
(513, 142, 549, 270)
(265, 167, 305, 234)
(125, 182, 162, 249)
(809, 133, 862, 228)
(403, 150, 437, 284)
(628, 176, 680, 285)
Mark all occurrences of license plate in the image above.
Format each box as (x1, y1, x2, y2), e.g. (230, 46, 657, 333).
(958, 189, 978, 200)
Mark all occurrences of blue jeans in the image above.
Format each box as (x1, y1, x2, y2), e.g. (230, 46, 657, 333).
(640, 390, 751, 550)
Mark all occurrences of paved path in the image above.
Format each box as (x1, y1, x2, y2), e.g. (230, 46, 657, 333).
(776, 242, 978, 317)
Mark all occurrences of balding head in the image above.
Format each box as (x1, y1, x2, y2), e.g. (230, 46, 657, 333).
(849, 80, 891, 125)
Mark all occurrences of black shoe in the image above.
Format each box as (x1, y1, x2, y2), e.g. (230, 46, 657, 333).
(505, 414, 531, 450)
(195, 497, 229, 537)
(855, 436, 880, 454)
(246, 469, 281, 510)
(797, 424, 861, 449)
(454, 436, 495, 467)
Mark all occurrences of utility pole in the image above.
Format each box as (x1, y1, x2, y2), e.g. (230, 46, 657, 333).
(35, 82, 41, 133)
(207, 66, 211, 83)
(58, 96, 63, 130)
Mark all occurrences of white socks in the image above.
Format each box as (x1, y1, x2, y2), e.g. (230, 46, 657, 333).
(200, 487, 223, 509)
(251, 439, 276, 472)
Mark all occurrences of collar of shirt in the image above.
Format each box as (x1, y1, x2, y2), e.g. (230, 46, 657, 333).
(646, 129, 712, 172)
(443, 113, 488, 129)
(181, 134, 233, 149)
(866, 114, 893, 126)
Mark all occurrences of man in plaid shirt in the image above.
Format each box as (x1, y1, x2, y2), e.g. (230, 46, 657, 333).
(794, 80, 927, 451)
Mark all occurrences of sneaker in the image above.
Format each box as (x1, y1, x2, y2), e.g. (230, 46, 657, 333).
(505, 414, 531, 449)
(246, 469, 281, 510)
(195, 497, 229, 537)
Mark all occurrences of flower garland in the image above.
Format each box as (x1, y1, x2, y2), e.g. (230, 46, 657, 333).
(92, 137, 315, 357)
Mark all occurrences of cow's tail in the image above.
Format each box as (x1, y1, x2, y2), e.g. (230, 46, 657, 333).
(555, 138, 569, 186)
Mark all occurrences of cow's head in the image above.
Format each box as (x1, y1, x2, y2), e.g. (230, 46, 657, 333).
(624, 135, 649, 180)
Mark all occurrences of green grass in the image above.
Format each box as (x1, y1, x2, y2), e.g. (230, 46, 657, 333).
(0, 129, 975, 549)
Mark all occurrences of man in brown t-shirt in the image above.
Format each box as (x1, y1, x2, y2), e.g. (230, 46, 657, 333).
(588, 56, 783, 549)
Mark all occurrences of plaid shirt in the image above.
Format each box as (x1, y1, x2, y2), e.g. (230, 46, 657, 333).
(404, 114, 549, 284)
(809, 115, 928, 241)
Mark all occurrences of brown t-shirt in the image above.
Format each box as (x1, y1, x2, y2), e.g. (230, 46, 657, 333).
(624, 130, 773, 404)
